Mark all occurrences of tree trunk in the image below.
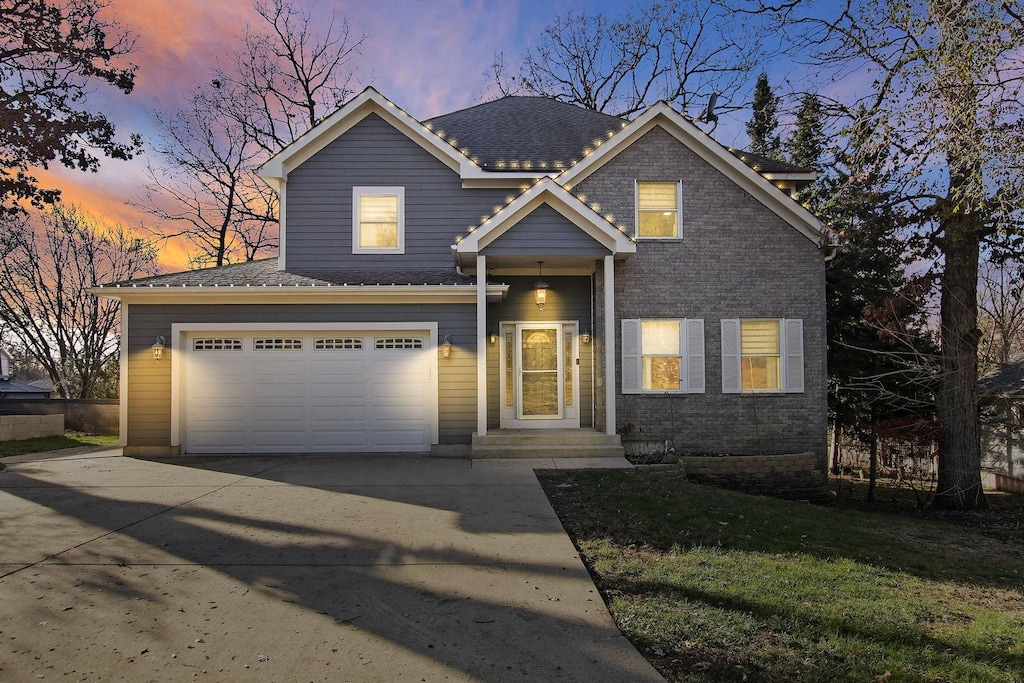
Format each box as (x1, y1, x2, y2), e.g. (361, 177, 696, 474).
(934, 221, 986, 510)
(868, 426, 878, 503)
(1006, 416, 1014, 477)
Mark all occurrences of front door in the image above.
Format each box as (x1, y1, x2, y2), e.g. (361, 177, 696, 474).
(500, 322, 580, 428)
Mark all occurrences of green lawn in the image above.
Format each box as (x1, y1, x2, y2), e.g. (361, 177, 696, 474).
(0, 432, 119, 458)
(538, 471, 1024, 683)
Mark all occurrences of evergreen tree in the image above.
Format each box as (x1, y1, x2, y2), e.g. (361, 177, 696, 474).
(821, 109, 936, 447)
(746, 72, 782, 160)
(788, 93, 825, 172)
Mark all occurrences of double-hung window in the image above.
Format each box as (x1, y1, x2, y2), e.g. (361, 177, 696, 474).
(635, 181, 682, 238)
(353, 186, 405, 254)
(721, 319, 804, 393)
(621, 319, 705, 394)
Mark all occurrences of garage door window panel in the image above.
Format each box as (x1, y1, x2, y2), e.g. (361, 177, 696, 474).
(315, 337, 363, 350)
(193, 338, 242, 351)
(375, 337, 423, 350)
(253, 338, 303, 350)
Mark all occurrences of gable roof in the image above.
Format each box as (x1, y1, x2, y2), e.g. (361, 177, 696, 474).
(0, 378, 51, 398)
(558, 101, 825, 244)
(981, 357, 1024, 399)
(426, 97, 626, 173)
(258, 87, 544, 189)
(453, 177, 635, 266)
(259, 87, 470, 188)
(726, 149, 815, 179)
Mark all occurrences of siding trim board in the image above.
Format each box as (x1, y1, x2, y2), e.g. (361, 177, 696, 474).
(94, 285, 510, 305)
(119, 303, 129, 447)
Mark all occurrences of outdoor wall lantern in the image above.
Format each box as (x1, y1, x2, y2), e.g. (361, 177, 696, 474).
(440, 335, 453, 360)
(534, 261, 549, 310)
(151, 336, 166, 362)
(581, 331, 592, 344)
(488, 331, 499, 344)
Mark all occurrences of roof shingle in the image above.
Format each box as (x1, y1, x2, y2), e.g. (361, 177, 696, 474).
(100, 259, 477, 288)
(426, 96, 626, 172)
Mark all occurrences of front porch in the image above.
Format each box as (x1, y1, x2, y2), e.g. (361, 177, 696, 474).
(451, 176, 636, 444)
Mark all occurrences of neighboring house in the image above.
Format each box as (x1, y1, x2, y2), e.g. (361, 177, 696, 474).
(980, 357, 1024, 476)
(0, 348, 52, 400)
(93, 88, 829, 471)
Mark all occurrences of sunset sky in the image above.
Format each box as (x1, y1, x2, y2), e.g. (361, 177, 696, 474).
(44, 0, 845, 271)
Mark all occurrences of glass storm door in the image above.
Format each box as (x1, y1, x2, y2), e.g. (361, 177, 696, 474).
(517, 324, 563, 420)
(499, 322, 579, 428)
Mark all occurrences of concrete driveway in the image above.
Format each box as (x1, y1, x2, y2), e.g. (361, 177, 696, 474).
(0, 450, 663, 682)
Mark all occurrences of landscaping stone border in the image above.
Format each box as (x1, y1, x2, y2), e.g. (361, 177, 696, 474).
(0, 414, 64, 442)
(635, 452, 833, 503)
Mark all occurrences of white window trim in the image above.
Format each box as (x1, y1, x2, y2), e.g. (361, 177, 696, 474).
(634, 180, 683, 240)
(621, 318, 705, 394)
(352, 186, 405, 254)
(721, 318, 804, 394)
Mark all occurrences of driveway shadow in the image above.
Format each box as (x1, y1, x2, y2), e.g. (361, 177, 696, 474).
(0, 456, 662, 682)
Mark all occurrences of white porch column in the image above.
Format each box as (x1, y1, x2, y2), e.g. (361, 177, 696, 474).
(476, 254, 487, 436)
(604, 255, 616, 435)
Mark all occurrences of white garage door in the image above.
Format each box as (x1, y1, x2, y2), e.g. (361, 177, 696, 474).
(183, 331, 433, 453)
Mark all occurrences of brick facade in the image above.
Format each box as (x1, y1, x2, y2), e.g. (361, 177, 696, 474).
(579, 126, 828, 468)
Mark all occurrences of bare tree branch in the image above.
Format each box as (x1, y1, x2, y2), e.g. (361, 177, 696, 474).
(490, 0, 762, 119)
(137, 0, 364, 266)
(0, 206, 158, 397)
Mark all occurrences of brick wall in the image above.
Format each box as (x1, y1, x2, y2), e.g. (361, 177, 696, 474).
(578, 126, 828, 468)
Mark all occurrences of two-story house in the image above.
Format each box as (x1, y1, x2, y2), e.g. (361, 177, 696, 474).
(95, 88, 829, 486)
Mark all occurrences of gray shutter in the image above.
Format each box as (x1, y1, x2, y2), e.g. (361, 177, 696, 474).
(721, 319, 741, 393)
(784, 318, 804, 393)
(621, 319, 641, 395)
(685, 319, 705, 393)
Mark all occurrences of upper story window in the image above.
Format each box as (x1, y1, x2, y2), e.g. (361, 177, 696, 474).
(353, 186, 405, 254)
(636, 181, 681, 238)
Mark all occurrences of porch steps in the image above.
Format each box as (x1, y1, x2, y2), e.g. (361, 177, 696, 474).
(471, 429, 625, 459)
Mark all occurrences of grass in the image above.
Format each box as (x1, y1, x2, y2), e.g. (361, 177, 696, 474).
(0, 432, 118, 458)
(538, 471, 1024, 683)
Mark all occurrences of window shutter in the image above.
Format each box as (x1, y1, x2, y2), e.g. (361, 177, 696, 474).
(721, 319, 741, 393)
(685, 319, 705, 393)
(784, 318, 804, 393)
(621, 319, 641, 395)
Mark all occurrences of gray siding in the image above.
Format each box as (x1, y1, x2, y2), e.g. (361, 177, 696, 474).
(481, 204, 610, 256)
(486, 276, 595, 428)
(285, 113, 509, 269)
(579, 126, 828, 460)
(126, 303, 477, 448)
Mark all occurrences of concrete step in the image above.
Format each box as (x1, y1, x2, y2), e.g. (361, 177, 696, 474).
(472, 429, 624, 458)
(471, 444, 626, 459)
(472, 429, 621, 448)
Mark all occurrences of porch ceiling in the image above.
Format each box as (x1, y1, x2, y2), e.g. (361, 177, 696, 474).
(473, 254, 604, 275)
